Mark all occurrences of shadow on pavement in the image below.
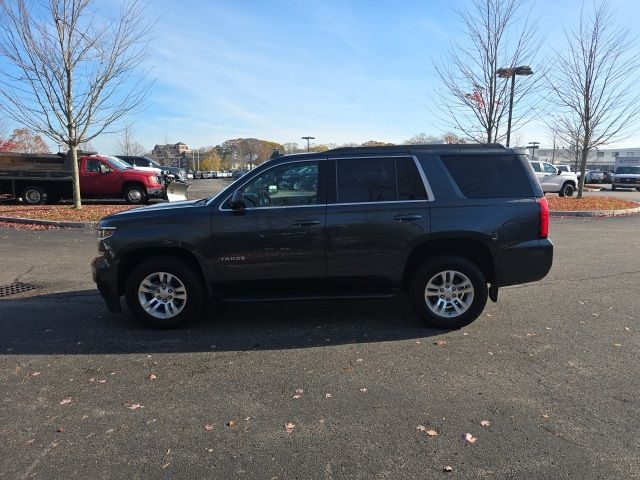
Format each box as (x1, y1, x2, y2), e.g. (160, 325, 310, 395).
(0, 289, 437, 355)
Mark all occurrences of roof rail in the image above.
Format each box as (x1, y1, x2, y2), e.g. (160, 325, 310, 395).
(324, 143, 504, 154)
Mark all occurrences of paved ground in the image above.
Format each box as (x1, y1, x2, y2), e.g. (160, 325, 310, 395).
(0, 213, 639, 479)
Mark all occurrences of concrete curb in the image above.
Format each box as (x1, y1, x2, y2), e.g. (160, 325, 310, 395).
(0, 215, 97, 229)
(550, 205, 640, 217)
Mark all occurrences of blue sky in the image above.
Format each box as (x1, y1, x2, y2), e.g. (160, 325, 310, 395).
(8, 0, 640, 152)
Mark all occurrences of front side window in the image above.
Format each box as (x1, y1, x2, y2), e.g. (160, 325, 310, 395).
(239, 161, 319, 208)
(85, 159, 102, 173)
(543, 163, 557, 173)
(530, 162, 541, 172)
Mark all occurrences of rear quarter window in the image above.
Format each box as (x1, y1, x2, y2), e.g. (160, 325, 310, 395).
(440, 154, 534, 198)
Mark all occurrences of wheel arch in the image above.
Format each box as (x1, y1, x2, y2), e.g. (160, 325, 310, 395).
(401, 238, 496, 290)
(116, 246, 207, 297)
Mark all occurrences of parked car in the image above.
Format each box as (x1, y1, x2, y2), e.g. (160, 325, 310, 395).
(93, 143, 553, 329)
(603, 171, 614, 183)
(0, 153, 172, 205)
(116, 155, 187, 181)
(584, 170, 604, 184)
(612, 165, 640, 191)
(529, 160, 578, 196)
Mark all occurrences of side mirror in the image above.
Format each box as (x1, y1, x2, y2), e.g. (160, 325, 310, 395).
(229, 190, 244, 210)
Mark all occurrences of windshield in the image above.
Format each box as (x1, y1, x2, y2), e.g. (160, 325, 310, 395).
(105, 156, 133, 170)
(615, 166, 640, 175)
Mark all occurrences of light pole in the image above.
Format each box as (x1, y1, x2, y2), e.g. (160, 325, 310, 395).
(301, 136, 315, 152)
(496, 65, 533, 147)
(528, 141, 540, 159)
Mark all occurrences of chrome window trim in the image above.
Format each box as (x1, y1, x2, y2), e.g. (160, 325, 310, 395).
(411, 155, 435, 201)
(328, 200, 429, 207)
(217, 158, 323, 211)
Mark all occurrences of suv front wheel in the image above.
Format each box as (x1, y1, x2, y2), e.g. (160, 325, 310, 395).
(408, 256, 488, 329)
(125, 257, 204, 328)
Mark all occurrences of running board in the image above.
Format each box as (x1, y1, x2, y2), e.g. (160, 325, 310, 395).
(215, 291, 398, 303)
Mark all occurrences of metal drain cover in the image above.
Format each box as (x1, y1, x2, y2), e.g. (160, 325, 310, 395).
(0, 283, 37, 297)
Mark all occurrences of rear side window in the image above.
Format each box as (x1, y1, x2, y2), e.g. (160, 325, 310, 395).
(337, 158, 396, 203)
(530, 162, 541, 172)
(336, 157, 427, 203)
(440, 154, 533, 198)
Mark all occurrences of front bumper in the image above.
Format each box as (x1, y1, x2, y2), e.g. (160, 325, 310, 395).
(498, 238, 554, 287)
(91, 255, 122, 313)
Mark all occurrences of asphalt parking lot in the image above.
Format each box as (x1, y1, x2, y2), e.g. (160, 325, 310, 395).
(0, 203, 639, 478)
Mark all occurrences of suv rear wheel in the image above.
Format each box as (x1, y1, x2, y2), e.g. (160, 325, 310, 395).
(125, 257, 204, 328)
(408, 256, 488, 329)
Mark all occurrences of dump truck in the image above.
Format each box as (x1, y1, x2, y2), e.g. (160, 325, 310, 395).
(0, 151, 188, 204)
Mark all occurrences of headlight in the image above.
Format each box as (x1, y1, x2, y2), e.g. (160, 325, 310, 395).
(96, 226, 116, 241)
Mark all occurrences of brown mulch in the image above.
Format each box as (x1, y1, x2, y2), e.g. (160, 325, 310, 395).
(547, 196, 639, 211)
(0, 204, 140, 222)
(0, 220, 64, 231)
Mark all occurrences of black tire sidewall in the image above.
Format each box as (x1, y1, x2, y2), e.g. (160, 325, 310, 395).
(562, 183, 575, 197)
(408, 256, 488, 329)
(22, 186, 47, 205)
(124, 186, 147, 204)
(125, 257, 204, 328)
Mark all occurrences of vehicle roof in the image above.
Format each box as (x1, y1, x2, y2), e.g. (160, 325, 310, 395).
(272, 143, 509, 162)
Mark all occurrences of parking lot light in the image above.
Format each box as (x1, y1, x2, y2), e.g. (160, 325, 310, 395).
(496, 65, 533, 147)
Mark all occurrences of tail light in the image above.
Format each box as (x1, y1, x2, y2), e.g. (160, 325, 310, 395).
(537, 197, 549, 239)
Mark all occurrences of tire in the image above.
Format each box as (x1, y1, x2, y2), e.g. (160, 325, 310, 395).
(125, 256, 204, 328)
(560, 182, 575, 197)
(21, 186, 48, 205)
(124, 185, 147, 204)
(408, 255, 488, 329)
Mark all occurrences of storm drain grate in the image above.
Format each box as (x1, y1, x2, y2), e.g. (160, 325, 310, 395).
(0, 283, 37, 297)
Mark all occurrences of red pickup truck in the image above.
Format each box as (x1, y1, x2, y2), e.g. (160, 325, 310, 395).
(0, 153, 170, 204)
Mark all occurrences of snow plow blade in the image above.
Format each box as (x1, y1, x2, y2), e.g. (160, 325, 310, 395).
(165, 180, 189, 202)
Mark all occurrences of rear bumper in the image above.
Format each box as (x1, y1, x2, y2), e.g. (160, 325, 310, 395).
(91, 255, 122, 313)
(498, 239, 553, 287)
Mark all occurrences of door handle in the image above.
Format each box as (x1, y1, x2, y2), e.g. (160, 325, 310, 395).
(394, 214, 422, 222)
(292, 219, 320, 227)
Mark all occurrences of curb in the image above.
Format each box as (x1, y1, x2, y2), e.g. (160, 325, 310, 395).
(550, 205, 640, 217)
(0, 215, 97, 229)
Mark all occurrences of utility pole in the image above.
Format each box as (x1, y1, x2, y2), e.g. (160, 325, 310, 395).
(301, 136, 315, 152)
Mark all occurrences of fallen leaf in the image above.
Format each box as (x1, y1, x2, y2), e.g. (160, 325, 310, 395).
(359, 387, 368, 393)
(592, 313, 598, 317)
(207, 448, 214, 453)
(325, 393, 332, 398)
(614, 343, 622, 347)
(462, 332, 469, 336)
(295, 388, 303, 395)
(98, 379, 106, 384)
(462, 432, 477, 444)
(293, 395, 301, 399)
(624, 327, 630, 331)
(480, 420, 490, 427)
(59, 397, 72, 406)
(162, 463, 170, 469)
(226, 420, 236, 427)
(285, 422, 295, 433)
(203, 424, 214, 431)
(127, 403, 143, 410)
(415, 341, 421, 345)
(434, 340, 447, 346)
(29, 371, 41, 377)
(426, 429, 438, 437)
(443, 465, 453, 472)
(147, 373, 157, 380)
(416, 425, 427, 432)
(356, 358, 363, 363)
(56, 427, 64, 433)
(542, 414, 550, 420)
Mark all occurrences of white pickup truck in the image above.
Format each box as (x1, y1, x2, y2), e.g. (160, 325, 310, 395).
(529, 160, 578, 197)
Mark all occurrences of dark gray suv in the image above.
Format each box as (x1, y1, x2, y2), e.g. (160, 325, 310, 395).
(92, 144, 553, 329)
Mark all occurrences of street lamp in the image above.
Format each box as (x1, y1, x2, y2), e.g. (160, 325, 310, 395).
(301, 136, 315, 152)
(528, 141, 540, 159)
(496, 65, 533, 147)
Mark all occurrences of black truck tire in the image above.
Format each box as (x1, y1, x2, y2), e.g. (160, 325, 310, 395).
(124, 185, 147, 204)
(21, 186, 48, 205)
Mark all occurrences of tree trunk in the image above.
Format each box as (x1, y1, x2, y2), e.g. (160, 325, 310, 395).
(69, 144, 82, 209)
(577, 144, 589, 199)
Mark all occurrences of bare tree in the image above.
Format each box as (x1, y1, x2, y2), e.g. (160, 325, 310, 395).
(547, 1, 640, 198)
(0, 0, 153, 208)
(403, 133, 442, 145)
(116, 124, 147, 156)
(432, 0, 543, 143)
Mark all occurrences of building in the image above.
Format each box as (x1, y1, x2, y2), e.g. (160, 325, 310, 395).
(151, 142, 191, 169)
(530, 147, 640, 171)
